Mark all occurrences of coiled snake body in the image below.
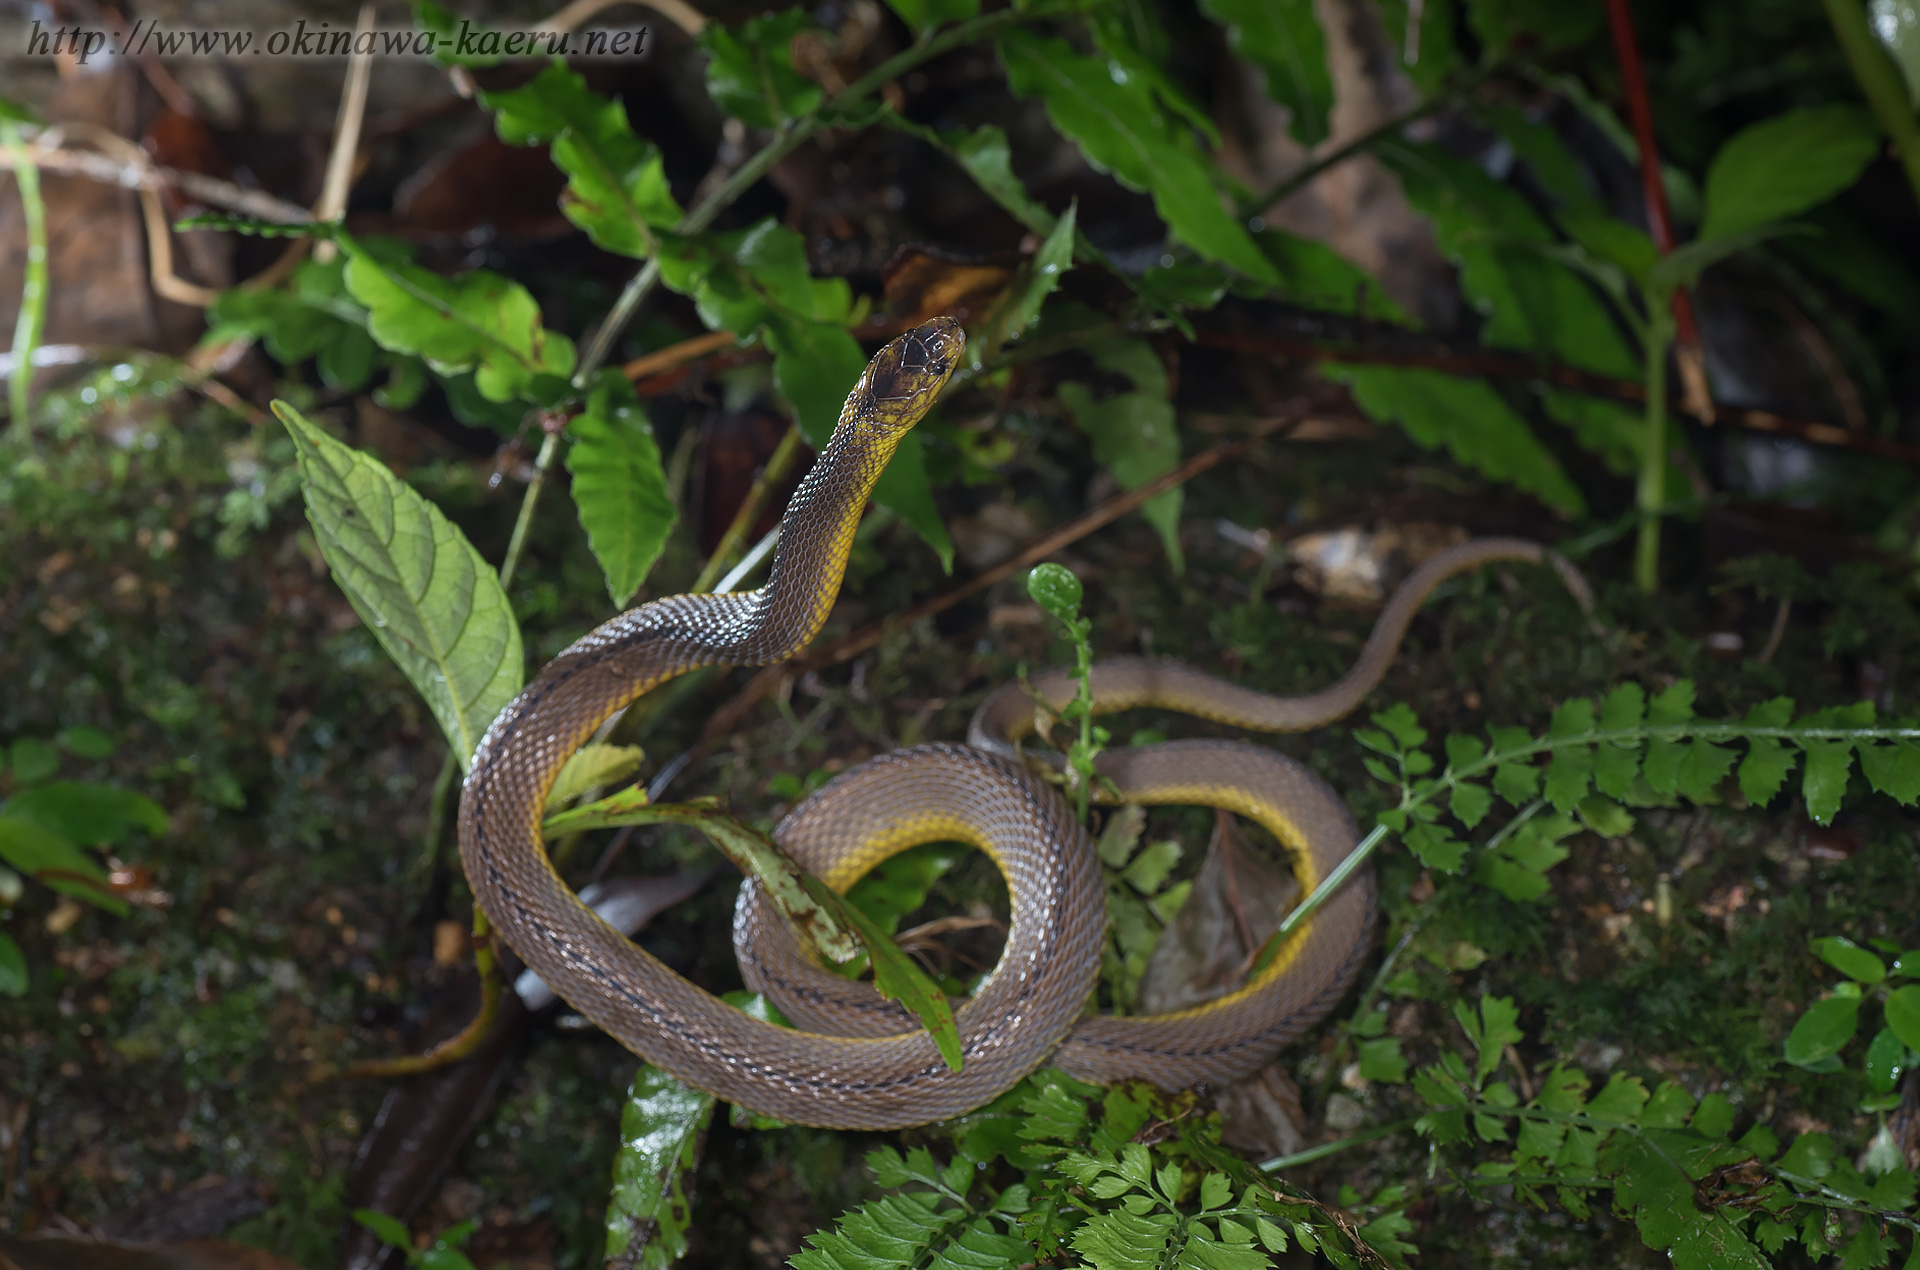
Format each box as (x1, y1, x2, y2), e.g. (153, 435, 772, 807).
(459, 318, 1561, 1129)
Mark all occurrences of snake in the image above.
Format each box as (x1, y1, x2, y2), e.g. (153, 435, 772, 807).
(458, 316, 1574, 1130)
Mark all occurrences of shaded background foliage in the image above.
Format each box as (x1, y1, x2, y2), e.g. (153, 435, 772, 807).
(4, 0, 1920, 1266)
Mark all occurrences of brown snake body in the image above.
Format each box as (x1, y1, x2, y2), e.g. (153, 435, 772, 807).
(459, 318, 1570, 1128)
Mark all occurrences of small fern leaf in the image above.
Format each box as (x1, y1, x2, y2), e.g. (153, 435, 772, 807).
(925, 1218, 1029, 1270)
(1859, 739, 1920, 806)
(1071, 1207, 1177, 1270)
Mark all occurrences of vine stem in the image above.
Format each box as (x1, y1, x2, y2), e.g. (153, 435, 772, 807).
(1259, 1116, 1423, 1173)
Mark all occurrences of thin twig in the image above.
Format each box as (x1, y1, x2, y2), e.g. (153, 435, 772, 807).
(1757, 597, 1792, 665)
(0, 136, 314, 223)
(623, 328, 738, 382)
(311, 3, 377, 265)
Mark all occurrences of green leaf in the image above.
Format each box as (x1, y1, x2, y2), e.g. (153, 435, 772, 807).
(1865, 1027, 1907, 1096)
(54, 726, 114, 760)
(970, 202, 1077, 369)
(1542, 745, 1593, 812)
(1858, 739, 1920, 806)
(845, 843, 962, 936)
(1405, 821, 1467, 872)
(1198, 0, 1329, 145)
(1060, 381, 1184, 568)
(1646, 222, 1804, 298)
(483, 63, 681, 258)
(944, 125, 1056, 234)
(1330, 366, 1585, 515)
(998, 31, 1279, 285)
(1373, 703, 1428, 750)
(1450, 780, 1494, 830)
(1784, 996, 1862, 1067)
(1812, 936, 1888, 985)
(1121, 839, 1183, 895)
(1357, 1036, 1409, 1084)
(545, 744, 646, 812)
(0, 814, 127, 915)
(1676, 739, 1737, 803)
(1799, 739, 1855, 825)
(1028, 563, 1085, 626)
(1598, 683, 1646, 731)
(1692, 1092, 1735, 1138)
(277, 401, 524, 771)
(879, 0, 976, 36)
(1701, 105, 1882, 242)
(604, 1064, 715, 1268)
(414, 1, 502, 66)
(805, 875, 965, 1072)
(1887, 985, 1920, 1053)
(0, 932, 24, 996)
(1586, 1073, 1648, 1123)
(1640, 1081, 1696, 1129)
(340, 234, 574, 402)
(566, 372, 677, 607)
(1647, 681, 1696, 726)
(10, 738, 59, 784)
(1738, 737, 1797, 806)
(352, 1209, 414, 1252)
(700, 10, 823, 129)
(1072, 1205, 1178, 1270)
(761, 314, 867, 449)
(1575, 795, 1634, 838)
(4, 781, 167, 845)
(1473, 995, 1523, 1084)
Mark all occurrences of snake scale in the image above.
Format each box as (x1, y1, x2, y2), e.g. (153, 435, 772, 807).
(458, 317, 1565, 1129)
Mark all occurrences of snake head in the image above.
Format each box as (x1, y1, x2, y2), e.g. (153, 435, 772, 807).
(856, 317, 966, 429)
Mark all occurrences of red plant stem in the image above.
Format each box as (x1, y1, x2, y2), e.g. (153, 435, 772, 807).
(1604, 0, 1703, 349)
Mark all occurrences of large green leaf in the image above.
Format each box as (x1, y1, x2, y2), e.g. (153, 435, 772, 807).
(1331, 366, 1585, 514)
(1783, 996, 1860, 1067)
(483, 63, 682, 259)
(566, 372, 677, 607)
(604, 1064, 715, 1269)
(656, 221, 951, 566)
(1701, 105, 1881, 242)
(3, 781, 166, 846)
(340, 233, 574, 403)
(277, 400, 524, 771)
(1060, 385, 1182, 567)
(700, 10, 824, 129)
(0, 814, 126, 914)
(869, 430, 955, 574)
(969, 202, 1077, 369)
(1198, 0, 1329, 145)
(998, 31, 1279, 285)
(1058, 330, 1184, 566)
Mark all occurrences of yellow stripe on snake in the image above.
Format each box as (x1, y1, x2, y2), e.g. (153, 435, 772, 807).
(458, 318, 1568, 1129)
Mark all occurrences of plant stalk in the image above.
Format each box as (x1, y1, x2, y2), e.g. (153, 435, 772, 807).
(1824, 0, 1920, 208)
(1634, 319, 1671, 594)
(3, 120, 47, 430)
